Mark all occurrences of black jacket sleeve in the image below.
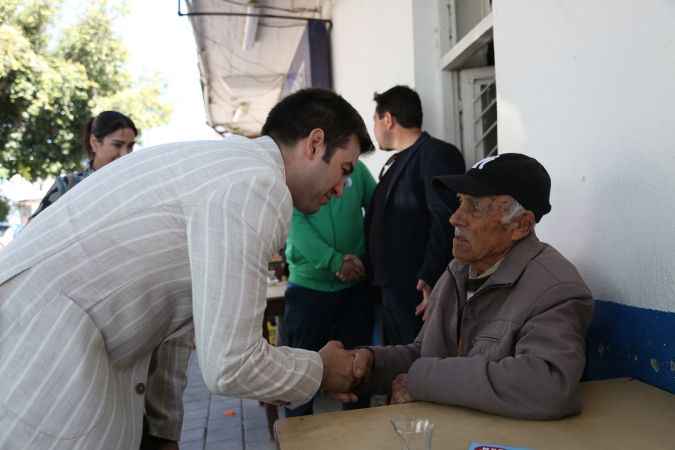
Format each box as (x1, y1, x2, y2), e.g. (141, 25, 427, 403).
(416, 141, 465, 286)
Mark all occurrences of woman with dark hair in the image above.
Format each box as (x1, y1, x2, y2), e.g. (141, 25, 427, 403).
(31, 110, 138, 218)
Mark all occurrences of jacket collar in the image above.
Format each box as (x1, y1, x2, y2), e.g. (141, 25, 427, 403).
(254, 135, 286, 179)
(450, 232, 546, 298)
(384, 131, 429, 202)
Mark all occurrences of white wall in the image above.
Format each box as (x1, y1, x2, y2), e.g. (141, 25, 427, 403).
(412, 0, 458, 144)
(331, 0, 416, 175)
(493, 0, 675, 312)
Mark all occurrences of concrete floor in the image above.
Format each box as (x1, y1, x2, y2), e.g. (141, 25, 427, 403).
(178, 355, 343, 450)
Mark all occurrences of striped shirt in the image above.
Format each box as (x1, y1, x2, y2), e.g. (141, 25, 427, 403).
(0, 136, 323, 449)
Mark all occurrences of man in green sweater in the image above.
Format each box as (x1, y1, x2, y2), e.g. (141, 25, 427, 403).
(282, 159, 376, 416)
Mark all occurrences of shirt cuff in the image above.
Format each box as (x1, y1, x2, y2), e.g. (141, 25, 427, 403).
(287, 350, 324, 409)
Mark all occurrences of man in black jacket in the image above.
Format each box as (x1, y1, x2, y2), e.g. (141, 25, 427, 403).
(365, 85, 465, 345)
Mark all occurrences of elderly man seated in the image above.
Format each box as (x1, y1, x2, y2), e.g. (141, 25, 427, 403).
(340, 153, 593, 419)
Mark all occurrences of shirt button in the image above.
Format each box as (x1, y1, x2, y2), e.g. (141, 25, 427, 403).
(135, 383, 146, 395)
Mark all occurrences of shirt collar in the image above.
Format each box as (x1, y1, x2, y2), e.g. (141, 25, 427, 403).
(451, 232, 546, 295)
(253, 135, 286, 180)
(469, 259, 503, 280)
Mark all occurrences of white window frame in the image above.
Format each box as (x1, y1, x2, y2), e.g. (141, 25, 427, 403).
(458, 67, 497, 167)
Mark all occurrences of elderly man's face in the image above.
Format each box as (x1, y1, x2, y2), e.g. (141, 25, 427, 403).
(449, 194, 518, 274)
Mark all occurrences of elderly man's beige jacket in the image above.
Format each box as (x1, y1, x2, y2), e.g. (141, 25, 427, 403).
(366, 232, 593, 419)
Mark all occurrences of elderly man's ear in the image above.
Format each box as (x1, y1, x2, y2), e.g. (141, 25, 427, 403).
(511, 211, 536, 241)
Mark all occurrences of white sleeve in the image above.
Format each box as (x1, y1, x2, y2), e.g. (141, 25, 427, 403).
(187, 172, 323, 405)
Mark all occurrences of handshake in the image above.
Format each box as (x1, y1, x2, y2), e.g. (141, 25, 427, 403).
(318, 340, 373, 403)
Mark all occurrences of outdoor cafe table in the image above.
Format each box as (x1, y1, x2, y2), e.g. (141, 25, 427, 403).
(274, 378, 674, 450)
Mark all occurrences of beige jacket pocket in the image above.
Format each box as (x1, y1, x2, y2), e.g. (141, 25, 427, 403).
(0, 291, 110, 440)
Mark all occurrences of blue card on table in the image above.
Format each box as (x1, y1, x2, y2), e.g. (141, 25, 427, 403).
(468, 443, 533, 450)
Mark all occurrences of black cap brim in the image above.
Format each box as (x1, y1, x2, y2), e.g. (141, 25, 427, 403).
(432, 174, 498, 197)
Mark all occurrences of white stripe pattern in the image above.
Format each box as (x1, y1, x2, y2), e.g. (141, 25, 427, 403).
(0, 136, 323, 449)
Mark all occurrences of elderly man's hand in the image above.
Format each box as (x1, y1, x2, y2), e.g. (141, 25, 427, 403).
(319, 341, 356, 396)
(352, 347, 374, 380)
(390, 373, 414, 404)
(330, 348, 374, 403)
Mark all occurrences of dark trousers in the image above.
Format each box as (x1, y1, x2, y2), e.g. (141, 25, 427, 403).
(139, 417, 177, 450)
(380, 284, 424, 346)
(282, 282, 373, 417)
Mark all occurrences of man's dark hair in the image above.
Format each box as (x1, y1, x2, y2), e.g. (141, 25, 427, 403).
(373, 85, 423, 129)
(262, 88, 374, 162)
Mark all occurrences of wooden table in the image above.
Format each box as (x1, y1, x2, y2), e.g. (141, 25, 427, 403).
(262, 282, 287, 440)
(275, 378, 674, 449)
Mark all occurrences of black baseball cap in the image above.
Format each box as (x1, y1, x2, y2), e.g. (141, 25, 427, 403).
(433, 153, 552, 222)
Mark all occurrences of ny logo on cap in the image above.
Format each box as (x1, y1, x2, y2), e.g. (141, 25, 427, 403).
(472, 155, 501, 170)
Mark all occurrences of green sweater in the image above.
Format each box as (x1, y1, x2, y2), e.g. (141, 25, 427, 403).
(285, 160, 376, 292)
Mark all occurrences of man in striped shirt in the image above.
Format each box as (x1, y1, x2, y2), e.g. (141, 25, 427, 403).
(0, 88, 373, 450)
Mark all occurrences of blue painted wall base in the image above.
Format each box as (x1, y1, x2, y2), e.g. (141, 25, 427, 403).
(584, 300, 675, 394)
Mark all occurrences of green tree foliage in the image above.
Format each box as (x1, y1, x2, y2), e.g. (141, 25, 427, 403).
(0, 0, 171, 181)
(0, 196, 9, 222)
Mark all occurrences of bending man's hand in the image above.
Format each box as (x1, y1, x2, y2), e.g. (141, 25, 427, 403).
(319, 341, 356, 395)
(331, 348, 374, 404)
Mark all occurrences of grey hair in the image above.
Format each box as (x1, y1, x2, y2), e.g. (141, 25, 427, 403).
(500, 196, 528, 225)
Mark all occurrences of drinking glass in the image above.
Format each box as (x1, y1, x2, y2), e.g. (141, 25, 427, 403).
(390, 417, 434, 450)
